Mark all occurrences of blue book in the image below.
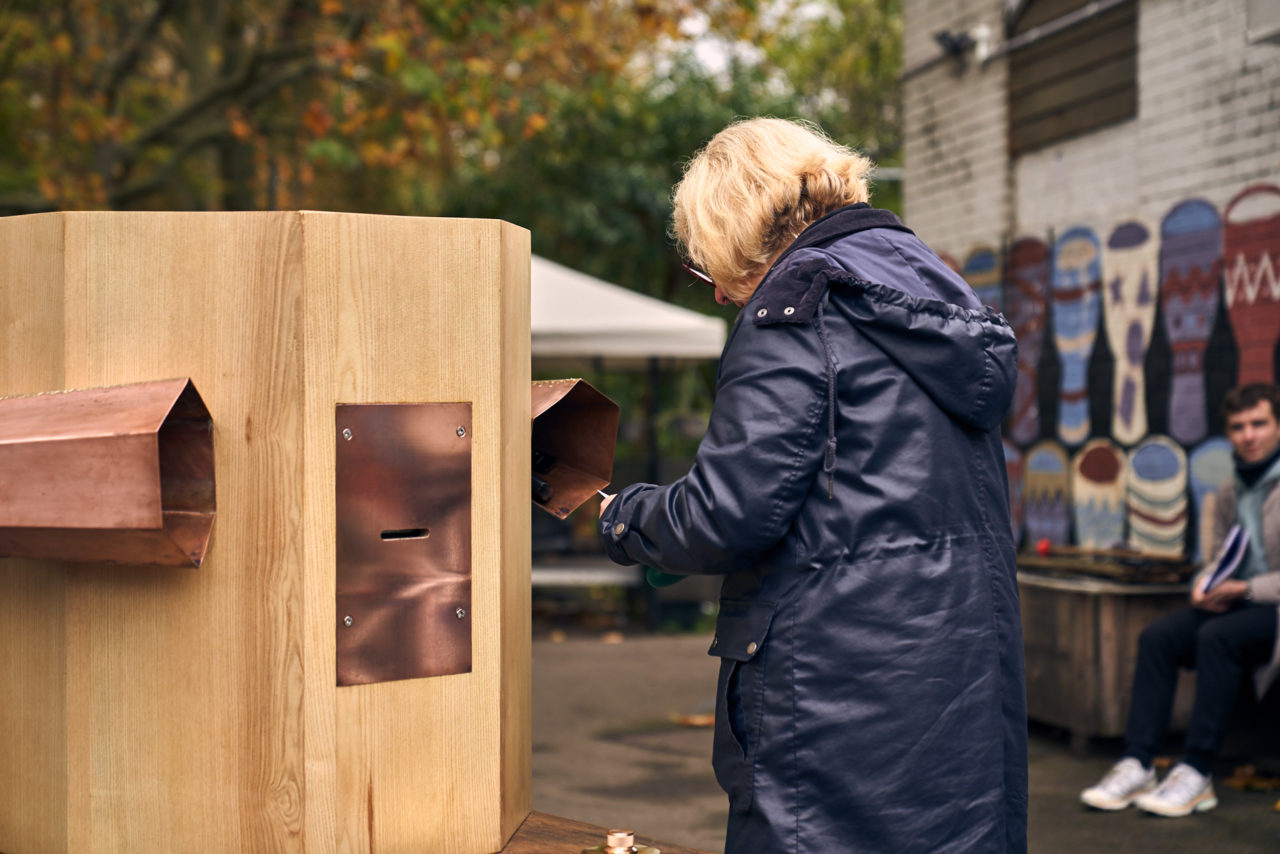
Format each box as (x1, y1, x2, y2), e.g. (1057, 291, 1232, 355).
(1200, 524, 1249, 593)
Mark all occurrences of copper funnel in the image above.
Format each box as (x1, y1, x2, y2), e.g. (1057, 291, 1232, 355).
(0, 378, 215, 567)
(531, 379, 620, 519)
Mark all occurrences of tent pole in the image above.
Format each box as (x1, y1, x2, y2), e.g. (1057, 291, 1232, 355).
(647, 357, 662, 483)
(644, 357, 662, 628)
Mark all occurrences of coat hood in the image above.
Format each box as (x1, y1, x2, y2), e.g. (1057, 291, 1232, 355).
(752, 254, 1018, 434)
(836, 278, 1017, 432)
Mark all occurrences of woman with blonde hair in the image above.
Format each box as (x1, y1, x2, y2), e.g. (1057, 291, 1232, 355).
(600, 117, 1027, 853)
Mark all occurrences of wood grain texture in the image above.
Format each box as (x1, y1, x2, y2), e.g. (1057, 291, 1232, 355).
(0, 213, 69, 854)
(498, 221, 533, 844)
(501, 812, 714, 854)
(1008, 2, 1136, 156)
(1018, 571, 1194, 741)
(301, 212, 341, 854)
(60, 212, 308, 853)
(1007, 22, 1134, 99)
(303, 212, 531, 854)
(0, 211, 531, 853)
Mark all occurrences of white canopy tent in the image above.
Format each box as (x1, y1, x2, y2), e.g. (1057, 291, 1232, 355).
(530, 255, 726, 363)
(528, 256, 725, 594)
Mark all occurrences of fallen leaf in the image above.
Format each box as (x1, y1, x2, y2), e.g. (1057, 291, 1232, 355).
(1223, 765, 1280, 792)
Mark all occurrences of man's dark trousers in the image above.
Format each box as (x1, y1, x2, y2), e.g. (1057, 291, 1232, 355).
(1125, 603, 1277, 774)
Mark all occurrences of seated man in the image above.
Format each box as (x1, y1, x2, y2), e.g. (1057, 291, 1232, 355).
(1081, 382, 1280, 817)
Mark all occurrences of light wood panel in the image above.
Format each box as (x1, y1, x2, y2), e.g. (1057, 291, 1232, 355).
(305, 212, 530, 853)
(61, 211, 308, 852)
(1018, 571, 1195, 747)
(0, 211, 530, 853)
(502, 812, 712, 854)
(0, 213, 68, 854)
(498, 220, 533, 842)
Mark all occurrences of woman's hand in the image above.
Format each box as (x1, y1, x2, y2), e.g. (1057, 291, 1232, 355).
(598, 493, 615, 516)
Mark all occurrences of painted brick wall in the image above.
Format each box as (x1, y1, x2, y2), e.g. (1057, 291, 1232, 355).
(1016, 0, 1280, 237)
(904, 0, 1280, 255)
(902, 0, 1010, 255)
(902, 0, 1280, 560)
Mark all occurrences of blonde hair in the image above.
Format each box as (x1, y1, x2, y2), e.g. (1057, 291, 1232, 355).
(671, 117, 874, 303)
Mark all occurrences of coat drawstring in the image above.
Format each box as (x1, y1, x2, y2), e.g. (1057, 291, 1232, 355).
(815, 297, 839, 498)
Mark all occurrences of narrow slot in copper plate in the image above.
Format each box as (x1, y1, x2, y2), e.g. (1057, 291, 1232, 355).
(335, 403, 472, 686)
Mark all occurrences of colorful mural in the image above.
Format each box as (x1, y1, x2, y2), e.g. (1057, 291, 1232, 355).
(1052, 227, 1103, 447)
(1072, 438, 1127, 549)
(1127, 436, 1188, 558)
(963, 246, 1003, 312)
(942, 180, 1278, 560)
(1102, 219, 1159, 445)
(1223, 184, 1280, 385)
(1188, 437, 1234, 563)
(1024, 440, 1071, 546)
(1159, 198, 1222, 447)
(1006, 238, 1050, 446)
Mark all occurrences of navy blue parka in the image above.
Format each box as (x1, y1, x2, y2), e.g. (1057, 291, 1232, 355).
(600, 205, 1029, 853)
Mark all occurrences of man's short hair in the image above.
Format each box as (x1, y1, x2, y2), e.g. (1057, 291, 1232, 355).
(1222, 383, 1280, 420)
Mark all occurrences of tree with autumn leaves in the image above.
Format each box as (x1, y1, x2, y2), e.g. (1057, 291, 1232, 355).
(0, 0, 900, 221)
(0, 0, 762, 213)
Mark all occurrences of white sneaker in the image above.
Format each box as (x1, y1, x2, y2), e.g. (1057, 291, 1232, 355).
(1080, 758, 1157, 810)
(1134, 763, 1217, 817)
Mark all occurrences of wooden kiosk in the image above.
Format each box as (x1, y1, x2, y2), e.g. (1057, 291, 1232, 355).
(0, 212, 532, 852)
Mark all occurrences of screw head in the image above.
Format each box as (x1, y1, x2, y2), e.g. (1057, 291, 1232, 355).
(343, 615, 353, 627)
(456, 608, 466, 620)
(456, 426, 467, 438)
(342, 428, 353, 441)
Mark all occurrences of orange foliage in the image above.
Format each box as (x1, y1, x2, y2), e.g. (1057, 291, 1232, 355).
(0, 0, 759, 212)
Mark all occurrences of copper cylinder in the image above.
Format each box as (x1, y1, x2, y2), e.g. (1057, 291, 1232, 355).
(0, 378, 215, 567)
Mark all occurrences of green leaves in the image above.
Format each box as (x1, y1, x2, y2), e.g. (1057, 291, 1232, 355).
(0, 0, 903, 222)
(763, 0, 903, 162)
(305, 138, 359, 169)
(397, 62, 440, 98)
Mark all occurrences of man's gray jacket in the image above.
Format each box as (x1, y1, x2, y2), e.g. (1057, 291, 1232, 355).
(1198, 453, 1280, 696)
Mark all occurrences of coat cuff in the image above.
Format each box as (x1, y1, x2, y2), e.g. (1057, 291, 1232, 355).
(599, 489, 638, 566)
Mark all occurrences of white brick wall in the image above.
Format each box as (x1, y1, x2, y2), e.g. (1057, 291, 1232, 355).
(1018, 0, 1280, 236)
(904, 0, 1280, 255)
(903, 0, 1010, 253)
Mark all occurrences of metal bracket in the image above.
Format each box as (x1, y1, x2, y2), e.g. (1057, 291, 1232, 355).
(335, 403, 472, 686)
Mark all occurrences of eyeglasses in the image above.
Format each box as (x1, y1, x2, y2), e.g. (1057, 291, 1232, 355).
(681, 261, 715, 289)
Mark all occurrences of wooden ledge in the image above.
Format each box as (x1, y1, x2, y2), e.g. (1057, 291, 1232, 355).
(502, 811, 716, 854)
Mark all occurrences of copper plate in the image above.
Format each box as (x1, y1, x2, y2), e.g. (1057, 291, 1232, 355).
(335, 403, 472, 686)
(0, 378, 215, 567)
(531, 379, 620, 519)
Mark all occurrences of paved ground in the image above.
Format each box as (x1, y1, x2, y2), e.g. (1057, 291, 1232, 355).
(531, 632, 1280, 853)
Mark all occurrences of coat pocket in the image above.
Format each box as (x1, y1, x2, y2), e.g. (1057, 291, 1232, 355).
(708, 598, 777, 815)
